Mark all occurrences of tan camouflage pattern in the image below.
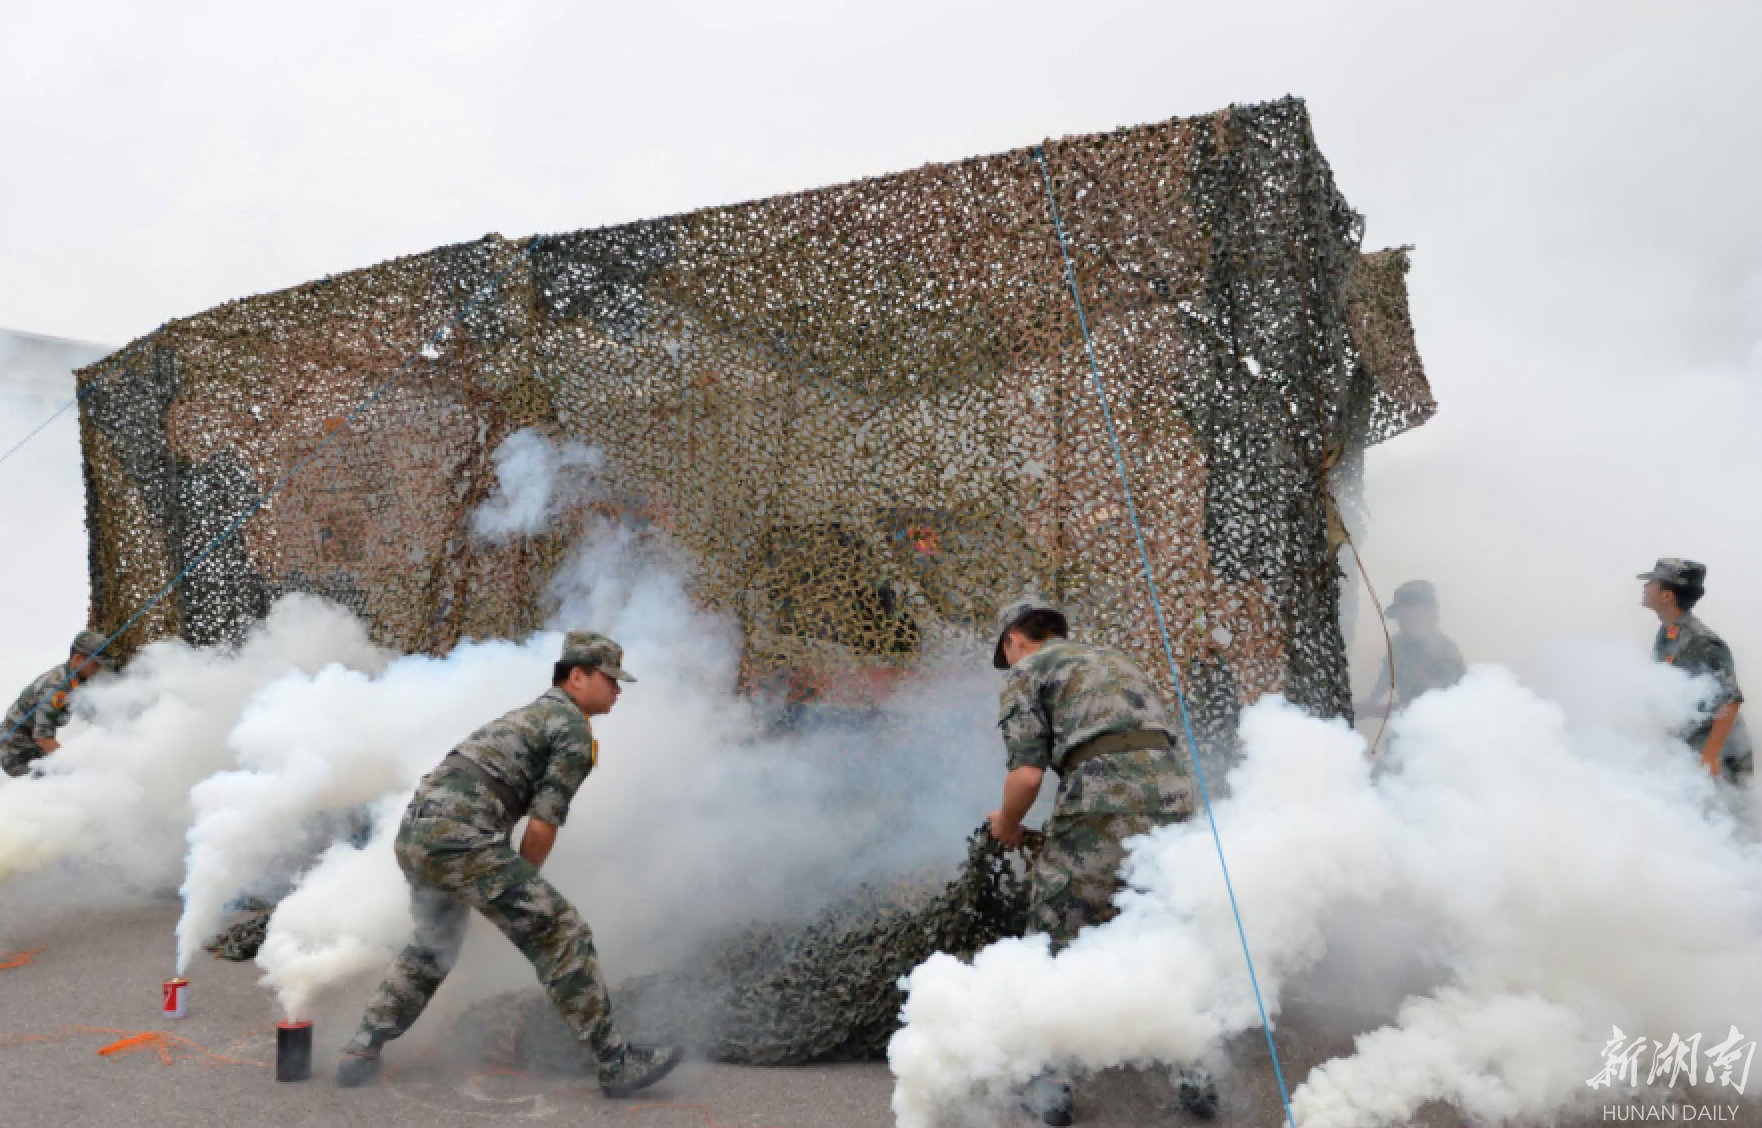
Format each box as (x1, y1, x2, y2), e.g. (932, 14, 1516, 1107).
(1000, 638, 1194, 948)
(449, 687, 596, 829)
(997, 639, 1179, 779)
(1029, 812, 1179, 949)
(1373, 631, 1466, 708)
(560, 631, 635, 681)
(76, 100, 1434, 756)
(1653, 612, 1752, 779)
(1, 662, 78, 777)
(345, 772, 627, 1079)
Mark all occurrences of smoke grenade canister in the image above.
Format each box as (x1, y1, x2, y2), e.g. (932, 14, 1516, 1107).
(161, 977, 189, 1019)
(276, 1021, 313, 1082)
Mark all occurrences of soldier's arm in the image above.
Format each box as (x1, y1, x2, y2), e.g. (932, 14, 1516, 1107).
(1702, 703, 1740, 777)
(1695, 640, 1744, 776)
(992, 671, 1052, 847)
(528, 708, 595, 833)
(989, 766, 1044, 848)
(30, 695, 64, 755)
(519, 818, 559, 868)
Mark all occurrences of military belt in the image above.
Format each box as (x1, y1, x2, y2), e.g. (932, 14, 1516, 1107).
(1059, 728, 1172, 777)
(440, 752, 524, 817)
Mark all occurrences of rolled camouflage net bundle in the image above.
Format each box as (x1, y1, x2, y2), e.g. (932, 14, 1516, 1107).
(453, 826, 1032, 1070)
(205, 899, 274, 962)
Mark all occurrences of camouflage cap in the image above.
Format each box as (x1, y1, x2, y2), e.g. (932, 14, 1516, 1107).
(70, 630, 108, 659)
(992, 595, 1065, 670)
(1385, 579, 1438, 615)
(1638, 558, 1707, 587)
(559, 630, 636, 682)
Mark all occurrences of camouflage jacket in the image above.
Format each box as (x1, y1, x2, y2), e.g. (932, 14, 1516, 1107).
(1653, 613, 1751, 767)
(429, 687, 597, 829)
(2, 663, 77, 764)
(1373, 631, 1466, 707)
(998, 640, 1191, 820)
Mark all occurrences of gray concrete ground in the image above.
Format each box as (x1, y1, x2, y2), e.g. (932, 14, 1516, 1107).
(0, 899, 1736, 1128)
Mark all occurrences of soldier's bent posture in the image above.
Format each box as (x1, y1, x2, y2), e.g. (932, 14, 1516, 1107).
(985, 597, 1213, 1125)
(1, 630, 110, 778)
(1639, 559, 1751, 784)
(336, 630, 682, 1096)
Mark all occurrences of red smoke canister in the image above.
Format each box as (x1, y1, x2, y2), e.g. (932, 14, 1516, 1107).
(161, 977, 189, 1019)
(276, 1021, 313, 1082)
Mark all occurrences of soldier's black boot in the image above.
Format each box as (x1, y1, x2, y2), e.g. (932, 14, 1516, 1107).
(599, 1043, 684, 1098)
(1021, 1070, 1074, 1127)
(334, 1049, 382, 1088)
(1176, 1065, 1220, 1118)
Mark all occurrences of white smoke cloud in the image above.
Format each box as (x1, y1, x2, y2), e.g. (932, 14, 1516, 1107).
(255, 792, 415, 1023)
(151, 473, 1002, 1018)
(470, 426, 604, 542)
(888, 656, 1762, 1128)
(175, 633, 548, 975)
(0, 594, 387, 902)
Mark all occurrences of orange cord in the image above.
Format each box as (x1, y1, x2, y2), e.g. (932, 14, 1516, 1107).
(0, 948, 45, 970)
(0, 1023, 265, 1068)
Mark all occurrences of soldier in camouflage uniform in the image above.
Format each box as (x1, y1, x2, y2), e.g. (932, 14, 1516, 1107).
(1, 630, 110, 778)
(1639, 559, 1751, 784)
(987, 597, 1213, 1125)
(335, 630, 683, 1097)
(1357, 580, 1466, 720)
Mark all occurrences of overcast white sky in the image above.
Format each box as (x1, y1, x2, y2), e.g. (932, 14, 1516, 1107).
(1, 0, 1758, 695)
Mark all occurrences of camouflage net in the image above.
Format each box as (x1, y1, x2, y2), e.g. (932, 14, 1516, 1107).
(84, 97, 1432, 1067)
(205, 902, 273, 962)
(76, 96, 1432, 750)
(454, 827, 1033, 1069)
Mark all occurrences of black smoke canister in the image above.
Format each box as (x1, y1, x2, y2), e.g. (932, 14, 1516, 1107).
(276, 1021, 313, 1082)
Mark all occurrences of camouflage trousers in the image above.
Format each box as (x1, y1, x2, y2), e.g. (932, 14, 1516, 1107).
(345, 790, 626, 1077)
(1028, 811, 1181, 952)
(0, 742, 42, 778)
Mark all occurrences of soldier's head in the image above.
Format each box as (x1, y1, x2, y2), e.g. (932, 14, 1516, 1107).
(1385, 581, 1440, 636)
(69, 630, 110, 680)
(993, 595, 1067, 670)
(1638, 558, 1706, 616)
(554, 630, 636, 716)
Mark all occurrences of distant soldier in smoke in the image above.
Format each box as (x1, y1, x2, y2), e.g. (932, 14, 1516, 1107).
(986, 597, 1216, 1125)
(334, 630, 682, 1097)
(0, 630, 110, 778)
(1639, 559, 1751, 784)
(1356, 579, 1466, 720)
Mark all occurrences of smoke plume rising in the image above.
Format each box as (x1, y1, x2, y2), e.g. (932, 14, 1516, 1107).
(471, 425, 605, 542)
(254, 792, 415, 1023)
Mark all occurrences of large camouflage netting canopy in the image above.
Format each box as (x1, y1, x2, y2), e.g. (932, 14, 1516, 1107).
(78, 95, 1430, 748)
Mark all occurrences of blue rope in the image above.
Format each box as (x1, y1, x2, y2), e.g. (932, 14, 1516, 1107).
(0, 332, 163, 472)
(0, 242, 538, 754)
(1033, 145, 1298, 1128)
